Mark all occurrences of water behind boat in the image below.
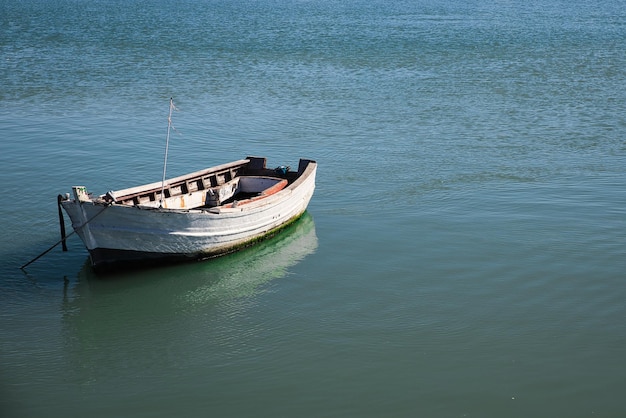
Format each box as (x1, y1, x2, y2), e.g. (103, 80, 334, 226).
(1, 0, 625, 416)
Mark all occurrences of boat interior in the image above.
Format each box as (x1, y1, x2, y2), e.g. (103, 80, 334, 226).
(92, 157, 307, 210)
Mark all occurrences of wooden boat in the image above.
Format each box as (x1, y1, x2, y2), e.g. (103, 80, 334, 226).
(60, 156, 317, 271)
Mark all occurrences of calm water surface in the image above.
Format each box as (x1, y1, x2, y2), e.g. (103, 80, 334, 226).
(1, 0, 625, 417)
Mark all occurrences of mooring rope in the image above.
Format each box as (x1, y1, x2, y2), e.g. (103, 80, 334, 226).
(20, 198, 110, 270)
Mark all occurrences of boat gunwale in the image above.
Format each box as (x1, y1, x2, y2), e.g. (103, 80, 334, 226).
(106, 158, 251, 203)
(83, 159, 317, 214)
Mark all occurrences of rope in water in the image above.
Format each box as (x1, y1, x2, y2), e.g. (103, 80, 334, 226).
(20, 197, 110, 270)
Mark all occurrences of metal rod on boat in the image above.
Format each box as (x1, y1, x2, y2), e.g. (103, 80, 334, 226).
(57, 194, 68, 252)
(160, 98, 175, 208)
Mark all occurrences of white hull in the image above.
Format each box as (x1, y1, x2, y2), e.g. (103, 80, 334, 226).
(61, 157, 316, 270)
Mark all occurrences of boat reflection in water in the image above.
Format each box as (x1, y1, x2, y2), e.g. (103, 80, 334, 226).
(60, 213, 317, 388)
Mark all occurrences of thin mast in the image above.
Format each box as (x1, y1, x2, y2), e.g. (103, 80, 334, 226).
(160, 98, 175, 208)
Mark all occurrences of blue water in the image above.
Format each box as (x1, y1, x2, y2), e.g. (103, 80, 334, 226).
(1, 0, 625, 417)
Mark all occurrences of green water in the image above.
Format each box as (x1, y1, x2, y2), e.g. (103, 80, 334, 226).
(1, 0, 625, 416)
